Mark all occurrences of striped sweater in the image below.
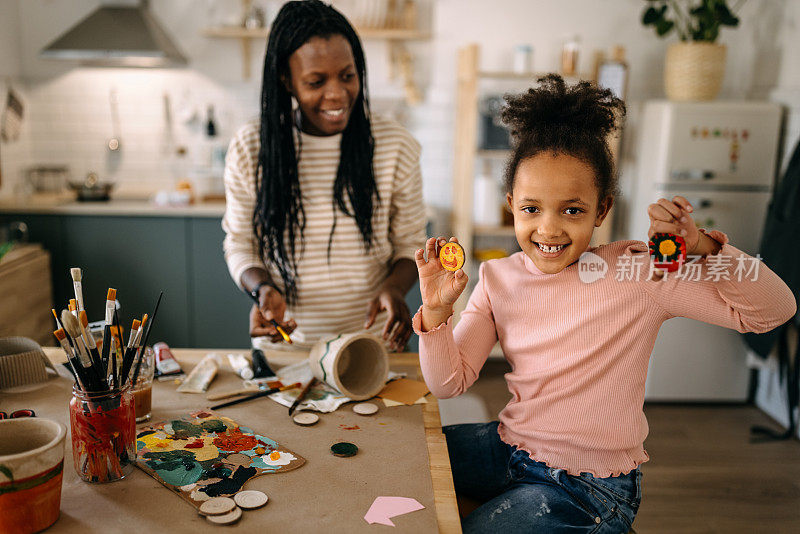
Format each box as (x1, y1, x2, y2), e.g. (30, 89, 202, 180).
(223, 114, 426, 347)
(414, 230, 796, 477)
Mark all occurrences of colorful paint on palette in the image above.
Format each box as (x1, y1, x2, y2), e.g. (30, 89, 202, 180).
(135, 411, 305, 508)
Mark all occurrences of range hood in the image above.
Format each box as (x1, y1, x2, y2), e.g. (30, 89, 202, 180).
(40, 1, 187, 67)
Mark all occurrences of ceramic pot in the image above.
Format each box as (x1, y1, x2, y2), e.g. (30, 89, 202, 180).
(664, 42, 726, 101)
(308, 333, 388, 400)
(0, 418, 66, 534)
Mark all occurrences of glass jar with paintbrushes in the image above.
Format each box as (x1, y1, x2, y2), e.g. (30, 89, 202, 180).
(53, 267, 164, 483)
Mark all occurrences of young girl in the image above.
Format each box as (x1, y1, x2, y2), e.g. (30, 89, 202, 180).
(223, 0, 424, 351)
(413, 75, 796, 533)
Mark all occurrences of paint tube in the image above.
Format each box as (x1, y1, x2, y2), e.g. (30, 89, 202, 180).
(227, 353, 254, 380)
(154, 342, 183, 379)
(176, 353, 220, 393)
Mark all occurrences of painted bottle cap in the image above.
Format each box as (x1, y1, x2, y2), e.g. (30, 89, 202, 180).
(353, 402, 378, 415)
(648, 233, 687, 273)
(292, 412, 319, 426)
(439, 241, 465, 272)
(199, 496, 237, 516)
(205, 506, 242, 524)
(234, 490, 269, 510)
(330, 442, 358, 457)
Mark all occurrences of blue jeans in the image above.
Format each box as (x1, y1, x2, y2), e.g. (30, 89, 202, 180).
(444, 422, 642, 534)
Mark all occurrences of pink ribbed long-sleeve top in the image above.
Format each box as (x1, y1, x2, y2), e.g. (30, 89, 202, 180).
(414, 232, 797, 477)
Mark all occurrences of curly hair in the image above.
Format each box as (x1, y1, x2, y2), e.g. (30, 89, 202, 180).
(254, 0, 377, 305)
(501, 74, 626, 201)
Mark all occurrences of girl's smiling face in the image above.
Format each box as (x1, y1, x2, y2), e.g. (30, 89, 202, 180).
(507, 152, 612, 274)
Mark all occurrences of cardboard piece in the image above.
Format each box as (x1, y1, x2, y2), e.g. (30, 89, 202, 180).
(364, 496, 425, 526)
(378, 378, 430, 406)
(382, 396, 427, 407)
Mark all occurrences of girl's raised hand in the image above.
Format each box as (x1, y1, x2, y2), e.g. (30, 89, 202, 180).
(647, 196, 701, 254)
(414, 237, 469, 330)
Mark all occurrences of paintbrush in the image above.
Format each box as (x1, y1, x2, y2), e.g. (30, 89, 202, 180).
(54, 328, 87, 392)
(288, 378, 317, 416)
(70, 267, 85, 312)
(210, 382, 302, 410)
(119, 318, 141, 384)
(101, 288, 116, 366)
(246, 289, 292, 344)
(61, 310, 104, 391)
(78, 310, 101, 363)
(129, 293, 162, 387)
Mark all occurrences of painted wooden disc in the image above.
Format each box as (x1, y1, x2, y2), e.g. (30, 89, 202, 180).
(234, 490, 269, 509)
(205, 506, 242, 524)
(353, 402, 378, 415)
(648, 233, 687, 272)
(330, 442, 358, 457)
(199, 496, 237, 516)
(292, 412, 319, 426)
(439, 242, 465, 272)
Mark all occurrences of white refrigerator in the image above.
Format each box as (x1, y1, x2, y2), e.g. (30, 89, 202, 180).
(627, 100, 782, 401)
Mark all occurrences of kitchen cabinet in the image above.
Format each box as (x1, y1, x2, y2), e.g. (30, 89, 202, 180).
(0, 212, 248, 349)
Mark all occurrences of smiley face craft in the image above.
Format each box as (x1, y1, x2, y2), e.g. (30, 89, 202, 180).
(439, 242, 465, 272)
(649, 233, 687, 272)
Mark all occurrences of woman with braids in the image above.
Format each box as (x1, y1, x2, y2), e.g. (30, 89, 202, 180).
(223, 0, 425, 351)
(413, 75, 795, 532)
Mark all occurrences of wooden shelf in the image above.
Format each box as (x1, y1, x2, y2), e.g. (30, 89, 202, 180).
(202, 26, 429, 40)
(478, 70, 592, 81)
(202, 25, 429, 103)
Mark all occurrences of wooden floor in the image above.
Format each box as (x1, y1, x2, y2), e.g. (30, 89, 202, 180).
(636, 404, 800, 533)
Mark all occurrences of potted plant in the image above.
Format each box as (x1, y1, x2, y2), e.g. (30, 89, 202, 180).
(642, 0, 743, 101)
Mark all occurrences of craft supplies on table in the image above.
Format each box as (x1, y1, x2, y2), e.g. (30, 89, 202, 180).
(28, 347, 448, 532)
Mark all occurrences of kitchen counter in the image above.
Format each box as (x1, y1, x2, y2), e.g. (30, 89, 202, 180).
(0, 195, 226, 218)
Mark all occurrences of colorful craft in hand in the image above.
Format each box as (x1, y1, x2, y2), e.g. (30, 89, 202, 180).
(648, 233, 687, 273)
(439, 242, 465, 272)
(135, 411, 305, 508)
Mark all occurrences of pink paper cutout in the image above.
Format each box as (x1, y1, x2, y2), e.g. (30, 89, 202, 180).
(364, 496, 425, 527)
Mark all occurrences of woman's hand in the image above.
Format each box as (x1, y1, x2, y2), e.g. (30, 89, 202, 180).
(364, 287, 412, 352)
(415, 237, 469, 331)
(647, 196, 702, 254)
(249, 285, 297, 342)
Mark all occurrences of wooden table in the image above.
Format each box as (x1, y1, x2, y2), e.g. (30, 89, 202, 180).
(36, 347, 461, 533)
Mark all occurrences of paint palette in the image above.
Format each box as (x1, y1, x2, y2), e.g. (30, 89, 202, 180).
(135, 411, 305, 509)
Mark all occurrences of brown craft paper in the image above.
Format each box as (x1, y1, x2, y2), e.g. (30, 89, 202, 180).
(378, 378, 430, 406)
(15, 357, 438, 532)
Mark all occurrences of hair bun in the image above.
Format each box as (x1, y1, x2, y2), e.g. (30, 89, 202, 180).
(501, 74, 624, 143)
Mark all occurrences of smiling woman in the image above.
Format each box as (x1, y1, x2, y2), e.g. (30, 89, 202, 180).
(222, 0, 425, 351)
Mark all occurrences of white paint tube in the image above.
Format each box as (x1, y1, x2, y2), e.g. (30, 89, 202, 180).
(227, 353, 254, 380)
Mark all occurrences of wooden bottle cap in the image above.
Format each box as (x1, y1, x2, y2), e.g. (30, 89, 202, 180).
(199, 496, 236, 516)
(439, 242, 465, 272)
(353, 402, 378, 415)
(292, 412, 319, 426)
(234, 490, 268, 509)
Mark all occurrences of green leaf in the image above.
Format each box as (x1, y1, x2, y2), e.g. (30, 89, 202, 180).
(656, 19, 674, 36)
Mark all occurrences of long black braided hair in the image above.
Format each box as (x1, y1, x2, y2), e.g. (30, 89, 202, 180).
(255, 0, 377, 305)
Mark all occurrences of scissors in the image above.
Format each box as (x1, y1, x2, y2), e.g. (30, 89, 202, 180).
(0, 409, 36, 419)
